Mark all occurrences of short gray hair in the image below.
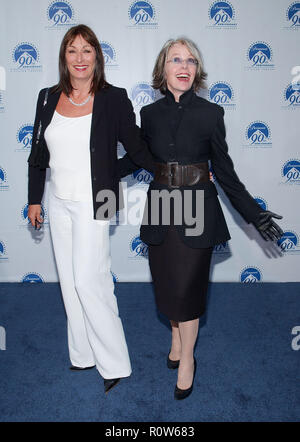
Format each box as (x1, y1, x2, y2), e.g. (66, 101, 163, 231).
(152, 37, 207, 94)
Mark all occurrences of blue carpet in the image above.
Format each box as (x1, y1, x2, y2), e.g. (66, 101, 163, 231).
(0, 282, 299, 422)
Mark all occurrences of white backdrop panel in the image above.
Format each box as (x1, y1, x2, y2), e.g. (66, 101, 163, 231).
(0, 0, 299, 282)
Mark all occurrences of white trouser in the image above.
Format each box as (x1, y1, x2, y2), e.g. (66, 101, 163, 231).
(48, 187, 132, 379)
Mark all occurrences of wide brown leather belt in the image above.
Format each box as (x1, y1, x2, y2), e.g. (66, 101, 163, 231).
(154, 161, 209, 188)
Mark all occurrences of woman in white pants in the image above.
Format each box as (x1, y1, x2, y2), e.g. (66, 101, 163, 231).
(27, 25, 154, 393)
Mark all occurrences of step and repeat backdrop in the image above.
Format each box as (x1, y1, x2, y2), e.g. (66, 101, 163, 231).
(0, 0, 299, 283)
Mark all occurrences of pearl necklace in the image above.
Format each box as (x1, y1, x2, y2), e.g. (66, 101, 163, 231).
(68, 94, 92, 107)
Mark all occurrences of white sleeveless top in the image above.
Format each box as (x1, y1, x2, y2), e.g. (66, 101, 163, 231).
(44, 111, 93, 201)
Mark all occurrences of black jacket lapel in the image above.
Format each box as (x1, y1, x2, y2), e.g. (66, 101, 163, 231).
(90, 88, 107, 148)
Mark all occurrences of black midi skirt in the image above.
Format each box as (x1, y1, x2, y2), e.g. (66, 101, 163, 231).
(148, 225, 213, 322)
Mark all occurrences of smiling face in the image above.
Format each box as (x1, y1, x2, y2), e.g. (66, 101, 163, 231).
(164, 43, 197, 102)
(65, 34, 96, 84)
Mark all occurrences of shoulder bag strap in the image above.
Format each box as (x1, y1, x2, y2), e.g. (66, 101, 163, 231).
(36, 88, 49, 145)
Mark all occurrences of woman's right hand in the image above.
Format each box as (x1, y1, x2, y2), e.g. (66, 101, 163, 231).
(28, 204, 43, 229)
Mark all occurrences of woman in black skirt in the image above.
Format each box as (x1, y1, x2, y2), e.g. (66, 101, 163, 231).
(119, 37, 283, 400)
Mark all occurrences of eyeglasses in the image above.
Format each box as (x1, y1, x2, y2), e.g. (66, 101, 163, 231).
(166, 57, 198, 67)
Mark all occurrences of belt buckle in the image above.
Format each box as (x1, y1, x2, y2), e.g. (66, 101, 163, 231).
(167, 161, 179, 188)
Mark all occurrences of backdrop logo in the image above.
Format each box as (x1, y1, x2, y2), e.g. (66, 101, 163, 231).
(208, 1, 236, 28)
(208, 82, 235, 108)
(21, 204, 47, 226)
(130, 82, 155, 107)
(240, 266, 262, 283)
(213, 242, 230, 254)
(11, 43, 42, 71)
(286, 2, 300, 27)
(277, 231, 300, 254)
(100, 42, 118, 69)
(131, 168, 153, 186)
(22, 273, 44, 283)
(245, 121, 272, 147)
(283, 83, 300, 107)
(281, 159, 300, 184)
(16, 124, 33, 150)
(0, 240, 8, 261)
(0, 167, 9, 191)
(130, 235, 149, 258)
(128, 1, 158, 27)
(254, 196, 268, 211)
(47, 1, 75, 27)
(246, 42, 274, 69)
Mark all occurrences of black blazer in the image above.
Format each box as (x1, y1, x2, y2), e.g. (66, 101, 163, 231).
(119, 88, 262, 248)
(28, 84, 154, 218)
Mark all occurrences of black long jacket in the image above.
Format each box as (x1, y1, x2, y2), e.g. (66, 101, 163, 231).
(119, 88, 262, 248)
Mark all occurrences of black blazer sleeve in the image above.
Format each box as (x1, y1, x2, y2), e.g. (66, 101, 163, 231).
(117, 91, 154, 178)
(117, 153, 140, 178)
(210, 106, 262, 224)
(28, 88, 47, 205)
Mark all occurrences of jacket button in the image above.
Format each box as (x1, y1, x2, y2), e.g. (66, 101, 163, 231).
(169, 143, 174, 147)
(178, 106, 182, 109)
(93, 176, 97, 181)
(91, 148, 95, 153)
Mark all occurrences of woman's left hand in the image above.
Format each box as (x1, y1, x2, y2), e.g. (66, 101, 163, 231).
(253, 210, 283, 242)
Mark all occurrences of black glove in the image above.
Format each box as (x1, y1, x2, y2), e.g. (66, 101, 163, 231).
(253, 211, 283, 242)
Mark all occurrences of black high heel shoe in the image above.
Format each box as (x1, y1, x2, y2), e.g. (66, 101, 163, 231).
(104, 377, 121, 394)
(174, 358, 197, 400)
(167, 352, 180, 369)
